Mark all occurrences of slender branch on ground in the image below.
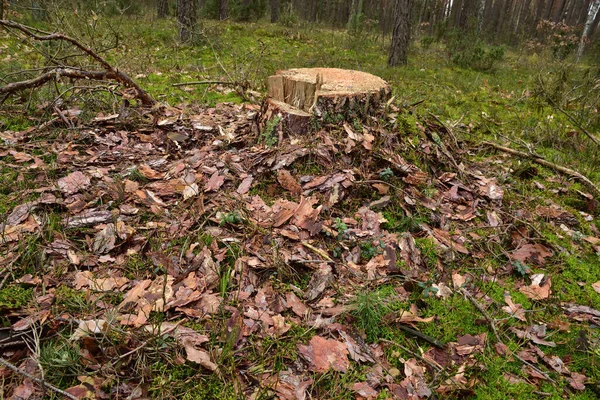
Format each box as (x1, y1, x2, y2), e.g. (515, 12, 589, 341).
(0, 357, 78, 400)
(461, 288, 556, 383)
(0, 19, 154, 106)
(397, 325, 445, 348)
(484, 141, 600, 198)
(300, 241, 334, 262)
(379, 338, 443, 372)
(537, 74, 599, 147)
(173, 81, 236, 87)
(0, 68, 116, 95)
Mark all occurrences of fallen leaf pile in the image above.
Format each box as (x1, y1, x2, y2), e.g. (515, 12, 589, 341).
(0, 101, 599, 398)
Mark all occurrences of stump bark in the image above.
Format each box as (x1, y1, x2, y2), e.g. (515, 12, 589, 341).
(261, 68, 390, 136)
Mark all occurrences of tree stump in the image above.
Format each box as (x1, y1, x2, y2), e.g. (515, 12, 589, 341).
(260, 68, 390, 136)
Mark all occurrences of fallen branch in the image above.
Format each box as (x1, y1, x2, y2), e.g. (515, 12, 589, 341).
(0, 357, 78, 400)
(0, 68, 116, 94)
(0, 19, 154, 106)
(461, 288, 556, 383)
(172, 81, 236, 87)
(484, 141, 600, 198)
(537, 74, 599, 147)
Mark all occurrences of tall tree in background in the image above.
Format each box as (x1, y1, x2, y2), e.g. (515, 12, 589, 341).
(576, 0, 600, 61)
(219, 0, 228, 20)
(388, 0, 412, 66)
(270, 0, 280, 22)
(0, 0, 4, 19)
(157, 0, 168, 18)
(177, 0, 197, 42)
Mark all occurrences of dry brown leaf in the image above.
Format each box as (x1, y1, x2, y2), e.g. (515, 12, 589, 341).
(298, 335, 349, 373)
(70, 319, 107, 341)
(267, 371, 312, 400)
(205, 171, 225, 192)
(511, 244, 552, 266)
(452, 272, 466, 289)
(519, 274, 552, 300)
(432, 282, 453, 299)
(237, 176, 254, 194)
(305, 263, 333, 301)
(138, 164, 164, 180)
(278, 169, 302, 194)
(182, 338, 217, 371)
(92, 223, 116, 254)
(501, 294, 527, 321)
(568, 372, 586, 391)
(351, 382, 378, 398)
(58, 171, 90, 195)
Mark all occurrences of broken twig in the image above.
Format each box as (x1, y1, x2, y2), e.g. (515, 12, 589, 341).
(484, 141, 600, 198)
(0, 357, 78, 400)
(172, 81, 236, 87)
(461, 288, 556, 383)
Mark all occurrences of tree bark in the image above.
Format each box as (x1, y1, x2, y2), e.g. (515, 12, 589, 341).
(0, 0, 4, 20)
(177, 0, 197, 42)
(388, 0, 411, 66)
(270, 0, 280, 22)
(219, 0, 228, 20)
(157, 0, 168, 18)
(576, 0, 600, 62)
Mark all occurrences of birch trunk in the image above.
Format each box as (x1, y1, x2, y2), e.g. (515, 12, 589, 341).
(576, 0, 600, 62)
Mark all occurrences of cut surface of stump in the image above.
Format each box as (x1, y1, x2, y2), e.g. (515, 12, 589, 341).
(268, 68, 390, 114)
(262, 68, 391, 135)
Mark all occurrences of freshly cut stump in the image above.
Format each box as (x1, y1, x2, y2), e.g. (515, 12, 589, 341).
(260, 68, 391, 135)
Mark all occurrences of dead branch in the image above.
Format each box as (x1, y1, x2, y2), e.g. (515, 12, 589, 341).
(537, 74, 600, 147)
(484, 141, 600, 198)
(0, 19, 154, 106)
(0, 357, 78, 400)
(173, 81, 236, 87)
(461, 288, 556, 383)
(0, 68, 116, 95)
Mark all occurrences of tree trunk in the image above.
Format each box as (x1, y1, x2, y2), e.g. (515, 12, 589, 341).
(177, 0, 197, 43)
(270, 0, 280, 22)
(388, 0, 412, 66)
(157, 0, 168, 18)
(477, 0, 486, 31)
(576, 0, 600, 62)
(219, 0, 228, 20)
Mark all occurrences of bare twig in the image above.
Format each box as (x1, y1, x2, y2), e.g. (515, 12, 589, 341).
(115, 320, 182, 362)
(397, 325, 445, 348)
(537, 74, 599, 146)
(301, 241, 334, 262)
(379, 338, 443, 372)
(0, 19, 154, 105)
(461, 288, 556, 383)
(0, 357, 78, 400)
(173, 81, 236, 87)
(0, 68, 116, 95)
(484, 141, 600, 198)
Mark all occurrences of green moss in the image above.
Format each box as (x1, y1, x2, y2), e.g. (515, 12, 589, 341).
(551, 254, 600, 309)
(0, 285, 34, 309)
(54, 285, 89, 314)
(415, 237, 439, 269)
(418, 297, 487, 343)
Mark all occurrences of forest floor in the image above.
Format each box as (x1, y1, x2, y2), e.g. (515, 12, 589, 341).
(1, 11, 600, 400)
